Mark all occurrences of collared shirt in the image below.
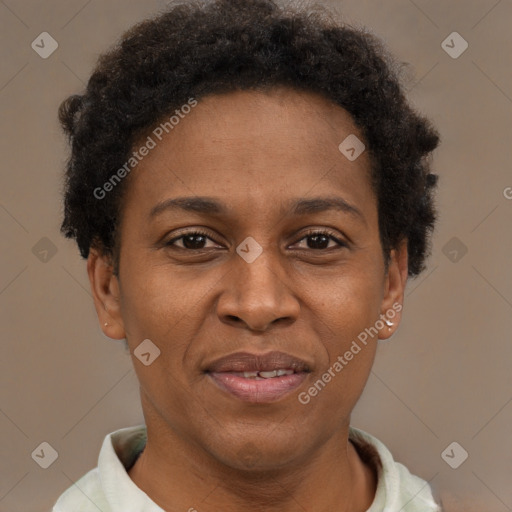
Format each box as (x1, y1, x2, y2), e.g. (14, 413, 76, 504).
(53, 424, 441, 511)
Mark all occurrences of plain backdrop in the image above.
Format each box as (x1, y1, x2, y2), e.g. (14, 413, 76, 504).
(0, 1, 511, 511)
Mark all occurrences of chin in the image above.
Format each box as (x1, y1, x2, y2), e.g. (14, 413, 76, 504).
(203, 431, 309, 472)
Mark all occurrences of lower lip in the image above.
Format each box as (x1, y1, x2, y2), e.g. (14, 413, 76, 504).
(208, 372, 308, 403)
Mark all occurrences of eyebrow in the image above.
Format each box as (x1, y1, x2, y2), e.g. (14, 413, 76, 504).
(149, 195, 366, 224)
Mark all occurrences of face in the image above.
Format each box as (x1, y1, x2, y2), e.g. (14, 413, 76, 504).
(89, 86, 408, 470)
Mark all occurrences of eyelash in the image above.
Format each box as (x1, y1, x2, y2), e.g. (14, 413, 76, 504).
(165, 228, 348, 251)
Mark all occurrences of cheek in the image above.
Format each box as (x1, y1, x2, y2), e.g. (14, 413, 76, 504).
(118, 262, 216, 388)
(302, 299, 378, 422)
(307, 265, 382, 389)
(118, 269, 198, 406)
(119, 261, 201, 333)
(311, 261, 383, 336)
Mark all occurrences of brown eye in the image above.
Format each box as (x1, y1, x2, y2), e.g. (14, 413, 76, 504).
(166, 230, 219, 250)
(294, 230, 347, 250)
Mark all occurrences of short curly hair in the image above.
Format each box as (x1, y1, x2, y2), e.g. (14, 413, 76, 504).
(59, 0, 440, 278)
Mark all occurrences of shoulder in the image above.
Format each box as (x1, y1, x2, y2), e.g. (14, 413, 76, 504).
(52, 467, 111, 512)
(349, 426, 441, 512)
(52, 425, 147, 512)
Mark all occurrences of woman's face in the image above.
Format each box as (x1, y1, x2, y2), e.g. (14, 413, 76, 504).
(91, 86, 407, 470)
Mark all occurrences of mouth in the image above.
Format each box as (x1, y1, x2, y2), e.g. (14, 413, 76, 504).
(204, 351, 311, 403)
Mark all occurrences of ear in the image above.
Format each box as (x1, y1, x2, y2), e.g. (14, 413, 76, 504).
(378, 238, 408, 340)
(86, 248, 126, 340)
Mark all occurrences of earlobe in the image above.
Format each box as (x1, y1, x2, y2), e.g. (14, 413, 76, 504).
(87, 248, 126, 340)
(378, 239, 408, 341)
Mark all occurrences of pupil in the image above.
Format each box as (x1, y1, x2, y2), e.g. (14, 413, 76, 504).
(183, 234, 206, 249)
(308, 234, 328, 249)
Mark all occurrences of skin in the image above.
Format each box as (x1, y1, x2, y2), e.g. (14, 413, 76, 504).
(87, 86, 408, 512)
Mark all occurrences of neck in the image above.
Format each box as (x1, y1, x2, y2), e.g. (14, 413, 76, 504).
(128, 399, 376, 512)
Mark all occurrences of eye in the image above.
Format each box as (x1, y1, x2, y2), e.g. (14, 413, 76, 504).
(164, 228, 348, 252)
(293, 229, 348, 250)
(165, 230, 221, 250)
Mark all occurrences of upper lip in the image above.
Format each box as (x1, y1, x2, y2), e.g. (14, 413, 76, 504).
(205, 351, 311, 373)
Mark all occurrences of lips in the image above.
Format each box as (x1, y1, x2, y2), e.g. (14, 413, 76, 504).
(205, 351, 311, 403)
(205, 351, 311, 374)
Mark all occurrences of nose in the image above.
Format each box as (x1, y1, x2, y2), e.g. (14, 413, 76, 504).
(216, 249, 300, 332)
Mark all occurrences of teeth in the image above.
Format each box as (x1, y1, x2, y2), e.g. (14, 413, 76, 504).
(259, 370, 277, 378)
(241, 369, 295, 379)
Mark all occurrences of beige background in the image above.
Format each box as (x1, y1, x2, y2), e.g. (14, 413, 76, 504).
(1, 0, 511, 511)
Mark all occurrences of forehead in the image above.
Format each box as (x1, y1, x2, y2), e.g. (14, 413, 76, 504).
(170, 87, 367, 164)
(121, 87, 375, 219)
